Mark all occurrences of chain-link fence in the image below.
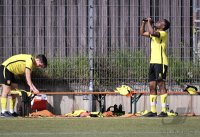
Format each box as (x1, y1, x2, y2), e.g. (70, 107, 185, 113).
(0, 0, 200, 92)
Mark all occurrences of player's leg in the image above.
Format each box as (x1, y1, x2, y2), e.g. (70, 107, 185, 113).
(0, 65, 14, 117)
(1, 84, 14, 117)
(157, 81, 168, 117)
(9, 83, 19, 117)
(10, 83, 18, 108)
(156, 64, 168, 117)
(149, 81, 157, 114)
(143, 64, 157, 117)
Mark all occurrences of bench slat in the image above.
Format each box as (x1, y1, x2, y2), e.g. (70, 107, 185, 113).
(39, 91, 200, 95)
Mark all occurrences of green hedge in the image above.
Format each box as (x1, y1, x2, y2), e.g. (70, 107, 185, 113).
(30, 51, 200, 87)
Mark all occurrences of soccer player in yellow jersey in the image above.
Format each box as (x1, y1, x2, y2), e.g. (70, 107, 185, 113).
(0, 54, 47, 117)
(140, 17, 170, 117)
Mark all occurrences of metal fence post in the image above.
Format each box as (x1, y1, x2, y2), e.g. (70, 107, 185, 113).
(88, 0, 94, 112)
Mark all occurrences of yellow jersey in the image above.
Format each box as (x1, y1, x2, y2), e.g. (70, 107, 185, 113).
(2, 54, 34, 75)
(150, 31, 168, 66)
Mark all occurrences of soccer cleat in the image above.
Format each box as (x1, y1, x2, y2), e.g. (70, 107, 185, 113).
(143, 111, 157, 117)
(8, 112, 19, 117)
(158, 111, 168, 117)
(1, 111, 14, 118)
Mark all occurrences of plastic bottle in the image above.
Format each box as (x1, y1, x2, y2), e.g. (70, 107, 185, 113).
(114, 104, 118, 112)
(119, 104, 122, 112)
(166, 104, 169, 112)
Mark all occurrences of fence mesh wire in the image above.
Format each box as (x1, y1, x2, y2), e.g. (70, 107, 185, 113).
(0, 0, 200, 92)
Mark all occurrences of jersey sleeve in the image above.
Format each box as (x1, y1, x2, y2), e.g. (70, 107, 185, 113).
(26, 57, 33, 71)
(159, 31, 166, 38)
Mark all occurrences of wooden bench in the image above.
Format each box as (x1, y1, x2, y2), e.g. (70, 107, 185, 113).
(39, 91, 200, 114)
(129, 91, 200, 114)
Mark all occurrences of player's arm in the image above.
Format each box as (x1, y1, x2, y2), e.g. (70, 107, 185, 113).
(146, 18, 160, 38)
(140, 21, 150, 37)
(25, 68, 39, 94)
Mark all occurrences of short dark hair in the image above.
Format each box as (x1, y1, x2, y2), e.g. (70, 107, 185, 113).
(163, 19, 170, 31)
(36, 54, 47, 68)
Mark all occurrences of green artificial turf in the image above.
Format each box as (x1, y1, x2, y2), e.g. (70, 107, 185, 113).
(0, 117, 200, 137)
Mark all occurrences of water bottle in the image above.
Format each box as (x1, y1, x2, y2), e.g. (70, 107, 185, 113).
(18, 106, 22, 116)
(114, 104, 118, 112)
(118, 104, 122, 112)
(166, 104, 169, 112)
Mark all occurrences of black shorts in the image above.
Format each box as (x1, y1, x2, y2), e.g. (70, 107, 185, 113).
(148, 64, 168, 82)
(0, 65, 17, 86)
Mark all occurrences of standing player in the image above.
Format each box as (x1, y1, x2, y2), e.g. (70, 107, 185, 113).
(0, 54, 47, 117)
(140, 17, 170, 117)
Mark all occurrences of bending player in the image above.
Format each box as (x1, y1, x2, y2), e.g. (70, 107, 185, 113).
(0, 54, 47, 117)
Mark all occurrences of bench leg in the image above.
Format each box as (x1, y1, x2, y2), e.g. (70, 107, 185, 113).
(93, 94, 106, 113)
(130, 93, 143, 114)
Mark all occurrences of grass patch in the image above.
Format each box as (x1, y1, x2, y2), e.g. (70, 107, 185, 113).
(0, 117, 200, 137)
